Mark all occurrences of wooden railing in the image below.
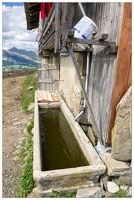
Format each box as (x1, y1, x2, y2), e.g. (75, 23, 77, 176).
(38, 3, 61, 56)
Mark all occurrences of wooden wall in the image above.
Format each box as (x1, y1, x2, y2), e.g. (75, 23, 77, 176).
(86, 2, 122, 146)
(107, 2, 132, 145)
(37, 2, 132, 146)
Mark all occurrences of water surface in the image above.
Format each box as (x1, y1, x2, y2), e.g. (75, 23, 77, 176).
(39, 108, 89, 171)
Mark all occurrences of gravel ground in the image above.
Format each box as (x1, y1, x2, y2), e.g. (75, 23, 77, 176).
(2, 75, 34, 198)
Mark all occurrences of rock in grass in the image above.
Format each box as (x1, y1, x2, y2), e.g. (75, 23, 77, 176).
(107, 181, 119, 193)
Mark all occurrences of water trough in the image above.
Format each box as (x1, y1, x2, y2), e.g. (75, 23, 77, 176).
(34, 90, 106, 197)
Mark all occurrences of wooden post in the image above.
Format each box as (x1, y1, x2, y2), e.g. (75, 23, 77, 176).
(54, 3, 60, 53)
(107, 2, 132, 146)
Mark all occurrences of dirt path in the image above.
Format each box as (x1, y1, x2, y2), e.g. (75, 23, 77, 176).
(2, 75, 34, 198)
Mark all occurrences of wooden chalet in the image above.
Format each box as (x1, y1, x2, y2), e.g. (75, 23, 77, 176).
(24, 2, 132, 147)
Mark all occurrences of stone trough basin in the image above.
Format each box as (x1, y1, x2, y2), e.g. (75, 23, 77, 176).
(34, 90, 106, 197)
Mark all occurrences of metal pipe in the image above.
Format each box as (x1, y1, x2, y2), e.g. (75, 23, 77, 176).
(78, 2, 86, 16)
(74, 51, 90, 121)
(68, 43, 102, 144)
(74, 2, 87, 121)
(84, 51, 90, 107)
(74, 110, 84, 121)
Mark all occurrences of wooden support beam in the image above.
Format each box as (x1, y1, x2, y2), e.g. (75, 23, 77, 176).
(107, 2, 132, 146)
(54, 3, 60, 53)
(93, 34, 108, 41)
(40, 33, 55, 51)
(104, 46, 118, 54)
(66, 37, 116, 47)
(66, 29, 75, 38)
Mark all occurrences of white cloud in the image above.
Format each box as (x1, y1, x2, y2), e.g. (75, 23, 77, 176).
(2, 4, 38, 51)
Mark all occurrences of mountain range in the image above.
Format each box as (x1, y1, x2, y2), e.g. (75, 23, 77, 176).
(2, 47, 41, 71)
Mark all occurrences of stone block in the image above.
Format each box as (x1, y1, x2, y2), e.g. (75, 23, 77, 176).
(107, 181, 119, 193)
(76, 187, 105, 198)
(28, 103, 35, 111)
(111, 86, 132, 161)
(96, 152, 129, 176)
(112, 175, 132, 186)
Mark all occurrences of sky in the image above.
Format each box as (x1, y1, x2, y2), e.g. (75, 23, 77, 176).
(2, 2, 38, 51)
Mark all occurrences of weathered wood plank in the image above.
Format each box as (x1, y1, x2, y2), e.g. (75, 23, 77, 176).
(39, 27, 55, 52)
(37, 90, 54, 102)
(54, 3, 60, 53)
(51, 93, 60, 102)
(42, 11, 55, 38)
(107, 2, 132, 145)
(38, 4, 55, 44)
(39, 79, 53, 83)
(38, 68, 58, 71)
(41, 33, 55, 51)
(66, 37, 116, 47)
(87, 2, 122, 145)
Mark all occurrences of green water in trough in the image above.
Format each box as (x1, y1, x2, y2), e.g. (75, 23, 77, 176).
(39, 108, 89, 171)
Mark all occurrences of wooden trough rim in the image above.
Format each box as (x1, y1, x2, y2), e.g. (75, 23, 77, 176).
(37, 90, 60, 103)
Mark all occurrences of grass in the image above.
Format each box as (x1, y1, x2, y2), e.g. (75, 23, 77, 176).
(46, 190, 76, 198)
(15, 120, 35, 198)
(15, 72, 38, 197)
(110, 188, 131, 198)
(20, 71, 38, 113)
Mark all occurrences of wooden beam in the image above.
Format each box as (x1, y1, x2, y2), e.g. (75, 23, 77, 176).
(54, 3, 60, 53)
(40, 32, 55, 52)
(93, 34, 108, 41)
(107, 2, 132, 146)
(104, 46, 118, 54)
(66, 37, 116, 47)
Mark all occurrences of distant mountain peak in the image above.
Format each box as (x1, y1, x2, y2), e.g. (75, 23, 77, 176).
(9, 47, 17, 51)
(2, 47, 41, 71)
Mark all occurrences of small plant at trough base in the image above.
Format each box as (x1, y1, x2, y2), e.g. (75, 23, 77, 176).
(15, 120, 35, 198)
(46, 190, 76, 198)
(110, 189, 131, 198)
